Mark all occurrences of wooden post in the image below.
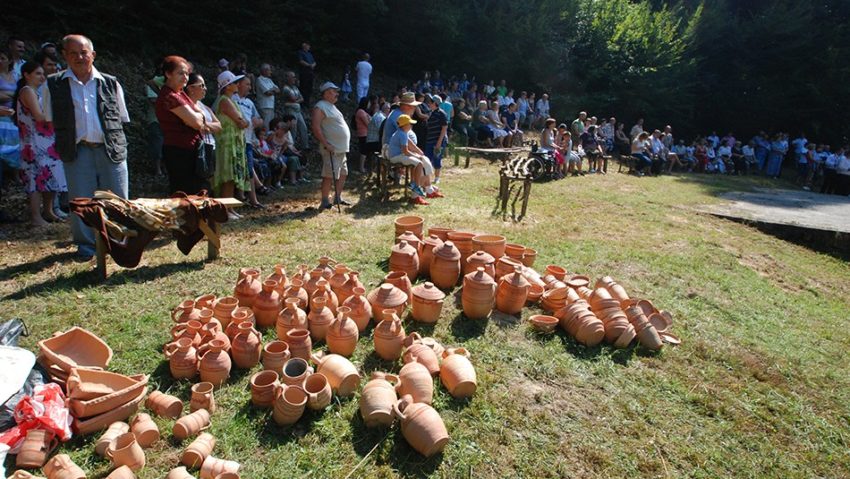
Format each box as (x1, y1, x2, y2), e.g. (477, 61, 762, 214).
(465, 150, 471, 168)
(206, 220, 221, 260)
(520, 179, 532, 220)
(94, 228, 107, 281)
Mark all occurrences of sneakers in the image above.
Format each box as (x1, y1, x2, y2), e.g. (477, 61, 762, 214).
(426, 191, 445, 199)
(410, 196, 430, 206)
(320, 200, 333, 210)
(434, 177, 441, 184)
(409, 182, 426, 198)
(334, 197, 352, 206)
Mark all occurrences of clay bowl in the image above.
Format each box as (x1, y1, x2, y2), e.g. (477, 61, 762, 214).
(566, 275, 590, 289)
(528, 315, 559, 334)
(394, 215, 424, 239)
(504, 243, 526, 260)
(544, 265, 567, 281)
(637, 299, 658, 317)
(427, 227, 453, 242)
(526, 284, 544, 304)
(471, 235, 507, 259)
(39, 327, 113, 372)
(614, 325, 637, 348)
(660, 331, 681, 345)
(648, 312, 672, 333)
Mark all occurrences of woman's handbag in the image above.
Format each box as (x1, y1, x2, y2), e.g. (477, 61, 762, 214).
(195, 140, 216, 179)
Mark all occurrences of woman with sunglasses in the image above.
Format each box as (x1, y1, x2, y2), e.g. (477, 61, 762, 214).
(185, 72, 221, 188)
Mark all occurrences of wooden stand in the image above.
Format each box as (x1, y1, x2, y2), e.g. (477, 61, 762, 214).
(454, 147, 528, 168)
(497, 171, 533, 222)
(377, 158, 412, 202)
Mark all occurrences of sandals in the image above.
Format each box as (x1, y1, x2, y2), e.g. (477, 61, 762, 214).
(249, 202, 266, 209)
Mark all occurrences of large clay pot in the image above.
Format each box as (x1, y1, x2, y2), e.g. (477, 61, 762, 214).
(389, 240, 420, 281)
(360, 372, 399, 427)
(440, 348, 477, 398)
(410, 282, 445, 323)
(311, 352, 360, 397)
(95, 421, 129, 457)
(396, 360, 433, 404)
(495, 267, 530, 315)
(198, 339, 231, 387)
(283, 329, 312, 361)
(427, 226, 453, 241)
(250, 370, 280, 408)
(199, 456, 240, 479)
(173, 409, 211, 441)
(164, 337, 198, 379)
(230, 322, 262, 369)
(130, 413, 160, 447)
(464, 250, 496, 277)
(199, 322, 230, 352)
(461, 267, 496, 320)
(393, 395, 449, 458)
(342, 286, 372, 332)
(367, 284, 408, 320)
(471, 234, 506, 258)
(283, 279, 309, 311)
(430, 241, 461, 289)
(234, 268, 262, 308)
(302, 373, 332, 410)
(303, 268, 325, 298)
(166, 467, 195, 479)
(394, 215, 424, 239)
(172, 299, 200, 324)
(106, 432, 145, 472)
(145, 390, 183, 419)
(494, 256, 523, 281)
(105, 465, 135, 479)
(419, 234, 443, 277)
(328, 264, 350, 296)
(396, 230, 423, 253)
(253, 280, 282, 329)
(373, 311, 405, 361)
(211, 296, 238, 331)
(16, 429, 58, 468)
(276, 298, 308, 340)
(181, 432, 216, 468)
(262, 340, 291, 374)
(43, 454, 86, 479)
(446, 231, 476, 264)
(326, 307, 359, 357)
(190, 382, 216, 414)
(402, 333, 440, 376)
(505, 243, 526, 261)
(311, 279, 339, 315)
(337, 270, 364, 305)
(307, 296, 335, 342)
(383, 271, 413, 303)
(272, 385, 307, 426)
(280, 358, 313, 386)
(267, 264, 289, 294)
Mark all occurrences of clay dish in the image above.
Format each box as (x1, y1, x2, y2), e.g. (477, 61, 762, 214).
(660, 332, 681, 345)
(39, 327, 113, 372)
(73, 387, 147, 435)
(526, 284, 544, 303)
(614, 326, 636, 348)
(648, 312, 672, 333)
(637, 299, 658, 317)
(68, 371, 149, 418)
(566, 275, 590, 289)
(529, 315, 558, 333)
(67, 369, 141, 400)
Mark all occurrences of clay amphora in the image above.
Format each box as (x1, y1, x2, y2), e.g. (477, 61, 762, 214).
(410, 282, 445, 324)
(283, 328, 312, 361)
(166, 467, 195, 479)
(402, 333, 440, 376)
(145, 390, 183, 420)
(307, 296, 335, 342)
(396, 230, 423, 253)
(283, 278, 309, 311)
(393, 395, 449, 457)
(310, 352, 361, 397)
(341, 286, 372, 332)
(337, 270, 364, 305)
(171, 320, 202, 347)
(198, 339, 231, 387)
(495, 267, 530, 315)
(471, 234, 506, 258)
(360, 372, 399, 427)
(328, 264, 350, 296)
(95, 421, 129, 457)
(311, 279, 339, 315)
(181, 432, 216, 468)
(199, 322, 230, 352)
(276, 297, 308, 340)
(419, 234, 443, 277)
(440, 348, 477, 398)
(281, 358, 313, 386)
(105, 465, 135, 479)
(463, 250, 496, 277)
(231, 322, 262, 369)
(172, 299, 200, 323)
(43, 454, 86, 479)
(130, 413, 160, 447)
(262, 340, 291, 374)
(252, 280, 282, 329)
(316, 256, 335, 278)
(367, 284, 408, 320)
(173, 408, 211, 441)
(446, 231, 476, 264)
(16, 428, 58, 468)
(373, 310, 405, 361)
(396, 360, 433, 404)
(384, 271, 413, 303)
(326, 307, 359, 357)
(494, 256, 523, 281)
(389, 240, 420, 282)
(303, 268, 325, 298)
(394, 215, 424, 239)
(303, 373, 332, 410)
(234, 267, 262, 308)
(461, 267, 496, 320)
(190, 382, 216, 414)
(272, 384, 307, 426)
(199, 456, 240, 479)
(106, 432, 145, 471)
(429, 240, 461, 289)
(164, 338, 197, 380)
(211, 296, 238, 331)
(250, 370, 280, 408)
(267, 264, 289, 294)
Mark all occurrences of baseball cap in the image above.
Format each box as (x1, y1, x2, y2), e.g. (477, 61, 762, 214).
(397, 114, 417, 127)
(430, 94, 442, 104)
(319, 81, 340, 93)
(217, 70, 244, 91)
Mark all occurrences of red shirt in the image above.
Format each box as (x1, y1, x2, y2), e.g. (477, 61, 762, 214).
(155, 85, 201, 148)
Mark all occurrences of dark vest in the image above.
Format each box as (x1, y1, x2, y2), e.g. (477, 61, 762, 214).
(48, 71, 128, 163)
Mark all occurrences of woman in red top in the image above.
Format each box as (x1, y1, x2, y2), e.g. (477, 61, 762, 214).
(155, 55, 206, 194)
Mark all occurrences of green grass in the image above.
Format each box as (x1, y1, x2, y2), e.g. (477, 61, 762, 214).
(2, 157, 849, 478)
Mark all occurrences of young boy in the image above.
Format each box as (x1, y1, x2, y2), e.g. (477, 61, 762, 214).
(252, 126, 278, 189)
(269, 115, 307, 186)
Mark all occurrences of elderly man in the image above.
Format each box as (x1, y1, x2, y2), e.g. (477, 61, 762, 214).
(47, 34, 130, 259)
(255, 63, 280, 128)
(382, 92, 420, 151)
(234, 77, 265, 206)
(571, 111, 587, 138)
(282, 71, 309, 151)
(312, 82, 351, 209)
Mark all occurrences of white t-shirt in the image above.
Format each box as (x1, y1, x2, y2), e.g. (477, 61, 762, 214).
(356, 61, 372, 86)
(718, 145, 732, 157)
(315, 99, 350, 153)
(255, 76, 278, 110)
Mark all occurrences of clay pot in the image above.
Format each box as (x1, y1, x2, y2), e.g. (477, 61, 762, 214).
(199, 322, 230, 352)
(462, 267, 497, 320)
(521, 248, 537, 267)
(337, 271, 364, 305)
(419, 234, 443, 277)
(166, 467, 195, 479)
(145, 390, 183, 420)
(267, 264, 289, 293)
(373, 311, 405, 361)
(16, 429, 58, 468)
(311, 352, 361, 397)
(250, 370, 280, 408)
(311, 278, 339, 315)
(396, 360, 433, 404)
(471, 234, 506, 258)
(198, 339, 231, 388)
(106, 432, 145, 471)
(105, 465, 135, 479)
(276, 297, 308, 340)
(504, 242, 526, 260)
(231, 322, 262, 369)
(44, 454, 86, 479)
(494, 256, 523, 281)
(172, 299, 200, 323)
(173, 409, 211, 441)
(164, 338, 198, 380)
(367, 284, 408, 319)
(430, 240, 462, 289)
(130, 413, 160, 447)
(447, 231, 476, 264)
(253, 280, 282, 329)
(427, 226, 453, 241)
(290, 264, 309, 285)
(648, 312, 672, 333)
(396, 230, 423, 253)
(195, 294, 216, 310)
(544, 264, 567, 281)
(181, 432, 216, 468)
(342, 287, 372, 332)
(283, 279, 310, 311)
(635, 322, 663, 351)
(225, 308, 255, 339)
(529, 314, 559, 333)
(326, 307, 359, 357)
(596, 276, 630, 305)
(328, 264, 350, 296)
(190, 382, 216, 414)
(272, 385, 307, 426)
(200, 456, 240, 479)
(316, 256, 335, 278)
(393, 395, 449, 458)
(402, 333, 440, 376)
(303, 373, 332, 410)
(307, 296, 335, 342)
(281, 358, 313, 386)
(394, 215, 424, 239)
(171, 320, 202, 347)
(555, 300, 606, 347)
(410, 282, 446, 323)
(303, 268, 325, 298)
(283, 329, 312, 361)
(389, 240, 420, 281)
(211, 296, 239, 330)
(383, 271, 413, 303)
(234, 267, 262, 308)
(95, 421, 129, 457)
(197, 308, 221, 330)
(464, 250, 496, 277)
(587, 287, 613, 310)
(360, 372, 399, 428)
(262, 340, 291, 374)
(440, 348, 477, 399)
(526, 283, 544, 304)
(496, 268, 530, 315)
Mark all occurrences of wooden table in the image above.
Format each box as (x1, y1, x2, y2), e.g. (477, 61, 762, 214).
(453, 146, 529, 168)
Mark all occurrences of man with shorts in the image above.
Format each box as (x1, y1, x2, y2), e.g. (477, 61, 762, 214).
(312, 82, 351, 209)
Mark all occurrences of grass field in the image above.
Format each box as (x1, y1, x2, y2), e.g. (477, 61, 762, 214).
(1, 155, 849, 478)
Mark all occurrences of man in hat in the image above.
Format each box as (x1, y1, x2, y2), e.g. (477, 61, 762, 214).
(311, 82, 351, 209)
(387, 114, 436, 205)
(382, 92, 420, 151)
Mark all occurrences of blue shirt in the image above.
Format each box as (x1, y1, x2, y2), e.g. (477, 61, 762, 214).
(383, 109, 403, 145)
(439, 101, 453, 120)
(298, 50, 315, 70)
(389, 128, 416, 158)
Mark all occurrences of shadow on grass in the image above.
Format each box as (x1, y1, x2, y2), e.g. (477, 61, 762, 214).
(450, 311, 487, 341)
(348, 411, 444, 479)
(0, 251, 76, 279)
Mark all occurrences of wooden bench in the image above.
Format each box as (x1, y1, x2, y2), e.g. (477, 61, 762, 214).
(617, 154, 636, 174)
(453, 146, 530, 168)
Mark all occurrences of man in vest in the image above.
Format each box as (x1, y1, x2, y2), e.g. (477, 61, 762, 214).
(48, 34, 130, 260)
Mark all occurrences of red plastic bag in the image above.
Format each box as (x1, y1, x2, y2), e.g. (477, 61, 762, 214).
(0, 383, 72, 452)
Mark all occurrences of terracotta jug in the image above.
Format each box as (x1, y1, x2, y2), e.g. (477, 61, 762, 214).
(384, 271, 413, 302)
(494, 256, 523, 281)
(311, 279, 339, 315)
(403, 333, 440, 375)
(307, 296, 335, 342)
(471, 234, 506, 258)
(440, 348, 477, 399)
(130, 413, 160, 447)
(198, 339, 231, 387)
(310, 352, 361, 397)
(190, 382, 216, 414)
(225, 307, 255, 339)
(316, 256, 335, 278)
(429, 240, 461, 289)
(234, 267, 262, 308)
(290, 264, 309, 285)
(326, 307, 359, 357)
(496, 267, 530, 315)
(521, 248, 537, 267)
(171, 320, 202, 347)
(164, 337, 198, 379)
(393, 395, 450, 458)
(446, 231, 476, 264)
(389, 240, 420, 282)
(106, 432, 145, 471)
(167, 467, 194, 479)
(373, 310, 405, 361)
(276, 297, 308, 340)
(367, 283, 408, 320)
(303, 373, 332, 410)
(43, 454, 86, 479)
(272, 385, 307, 426)
(95, 421, 129, 457)
(328, 264, 350, 296)
(181, 432, 216, 468)
(194, 294, 216, 310)
(267, 264, 289, 294)
(145, 390, 183, 419)
(253, 279, 282, 329)
(396, 360, 433, 405)
(197, 308, 222, 331)
(250, 370, 280, 408)
(172, 299, 200, 323)
(262, 340, 291, 374)
(464, 250, 496, 277)
(173, 409, 211, 441)
(199, 322, 230, 352)
(410, 282, 445, 324)
(211, 296, 239, 330)
(283, 278, 309, 311)
(303, 268, 324, 298)
(105, 465, 135, 479)
(360, 372, 399, 428)
(283, 328, 312, 361)
(337, 270, 364, 305)
(16, 429, 58, 468)
(231, 321, 262, 369)
(199, 456, 240, 479)
(281, 358, 313, 386)
(394, 215, 424, 239)
(419, 234, 443, 277)
(461, 267, 496, 320)
(341, 286, 372, 332)
(396, 230, 423, 252)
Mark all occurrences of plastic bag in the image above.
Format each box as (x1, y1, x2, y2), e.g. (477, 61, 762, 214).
(0, 383, 72, 452)
(0, 319, 48, 432)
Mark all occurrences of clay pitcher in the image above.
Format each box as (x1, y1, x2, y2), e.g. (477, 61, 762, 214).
(402, 333, 440, 376)
(307, 296, 335, 342)
(130, 413, 160, 447)
(311, 279, 339, 315)
(396, 360, 434, 404)
(199, 322, 230, 352)
(16, 429, 58, 468)
(225, 307, 254, 339)
(316, 256, 335, 278)
(336, 270, 364, 305)
(419, 234, 443, 278)
(383, 271, 413, 303)
(199, 456, 240, 479)
(429, 240, 461, 289)
(283, 278, 309, 311)
(171, 319, 202, 347)
(43, 454, 86, 479)
(96, 421, 129, 457)
(146, 390, 183, 420)
(234, 267, 262, 308)
(198, 339, 231, 388)
(389, 239, 420, 281)
(303, 268, 324, 298)
(463, 250, 496, 277)
(272, 384, 307, 426)
(360, 372, 399, 428)
(367, 283, 408, 320)
(276, 297, 308, 340)
(194, 294, 216, 310)
(181, 432, 216, 468)
(341, 286, 372, 332)
(231, 321, 262, 369)
(166, 467, 195, 479)
(252, 279, 282, 329)
(171, 299, 200, 323)
(302, 373, 332, 410)
(280, 357, 313, 386)
(461, 267, 496, 320)
(440, 348, 477, 399)
(393, 395, 450, 458)
(373, 310, 405, 361)
(173, 409, 211, 441)
(328, 264, 350, 297)
(310, 352, 361, 397)
(326, 307, 359, 357)
(410, 282, 445, 324)
(211, 296, 239, 330)
(283, 328, 312, 361)
(250, 370, 280, 408)
(495, 267, 530, 315)
(106, 432, 145, 471)
(262, 340, 291, 374)
(190, 382, 216, 414)
(267, 264, 289, 293)
(164, 338, 197, 380)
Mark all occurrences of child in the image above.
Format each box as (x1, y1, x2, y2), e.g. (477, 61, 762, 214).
(269, 115, 307, 186)
(252, 126, 278, 188)
(742, 140, 756, 172)
(717, 143, 733, 173)
(340, 67, 352, 103)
